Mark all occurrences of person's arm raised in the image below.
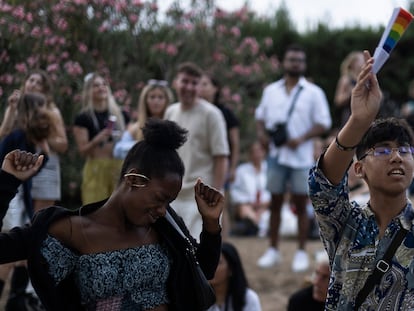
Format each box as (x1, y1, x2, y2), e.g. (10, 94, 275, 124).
(194, 179, 224, 234)
(321, 50, 383, 185)
(2, 150, 44, 181)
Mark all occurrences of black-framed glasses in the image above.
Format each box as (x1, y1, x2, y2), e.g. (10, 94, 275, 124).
(359, 146, 414, 160)
(147, 79, 168, 87)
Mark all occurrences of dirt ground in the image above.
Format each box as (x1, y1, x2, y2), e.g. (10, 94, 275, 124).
(227, 235, 325, 311)
(0, 236, 324, 311)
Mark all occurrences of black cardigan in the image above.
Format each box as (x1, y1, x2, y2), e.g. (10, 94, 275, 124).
(0, 171, 221, 311)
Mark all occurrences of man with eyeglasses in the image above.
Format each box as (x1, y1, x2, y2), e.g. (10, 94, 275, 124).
(255, 44, 331, 272)
(309, 51, 414, 310)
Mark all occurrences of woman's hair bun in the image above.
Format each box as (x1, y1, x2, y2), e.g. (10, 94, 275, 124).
(142, 119, 187, 150)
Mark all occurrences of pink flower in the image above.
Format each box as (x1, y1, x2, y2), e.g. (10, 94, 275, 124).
(230, 26, 241, 37)
(58, 36, 66, 45)
(0, 50, 9, 62)
(115, 0, 127, 12)
(73, 0, 88, 5)
(61, 51, 69, 59)
(47, 54, 57, 63)
(46, 63, 59, 73)
(30, 26, 42, 38)
(264, 37, 273, 48)
(26, 55, 39, 67)
(0, 4, 13, 13)
(77, 43, 88, 53)
(0, 74, 14, 85)
(43, 27, 52, 36)
(165, 44, 178, 56)
(64, 61, 83, 77)
(98, 24, 109, 33)
(56, 18, 68, 31)
(231, 93, 242, 103)
(9, 23, 24, 35)
(12, 6, 25, 20)
(15, 63, 27, 74)
(131, 0, 143, 7)
(149, 3, 158, 11)
(26, 12, 33, 23)
(212, 52, 226, 62)
(128, 14, 139, 24)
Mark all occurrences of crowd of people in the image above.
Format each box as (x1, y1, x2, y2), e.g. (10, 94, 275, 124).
(1, 43, 414, 311)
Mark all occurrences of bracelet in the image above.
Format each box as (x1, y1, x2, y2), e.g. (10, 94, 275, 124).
(335, 136, 358, 151)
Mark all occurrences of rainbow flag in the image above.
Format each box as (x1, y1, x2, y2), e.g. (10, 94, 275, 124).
(373, 7, 413, 74)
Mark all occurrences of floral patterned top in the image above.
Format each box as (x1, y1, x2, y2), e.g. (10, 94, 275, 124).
(309, 163, 414, 310)
(41, 235, 170, 311)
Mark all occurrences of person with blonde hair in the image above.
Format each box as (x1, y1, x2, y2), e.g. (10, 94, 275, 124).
(113, 79, 173, 159)
(334, 51, 364, 127)
(73, 73, 127, 205)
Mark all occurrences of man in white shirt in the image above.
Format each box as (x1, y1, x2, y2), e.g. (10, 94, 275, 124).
(165, 62, 229, 239)
(255, 44, 331, 272)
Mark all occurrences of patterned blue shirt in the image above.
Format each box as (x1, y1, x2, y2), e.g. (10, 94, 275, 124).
(309, 163, 414, 310)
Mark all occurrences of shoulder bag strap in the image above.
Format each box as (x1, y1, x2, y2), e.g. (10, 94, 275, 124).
(165, 211, 187, 239)
(285, 85, 303, 123)
(354, 227, 408, 309)
(165, 212, 200, 263)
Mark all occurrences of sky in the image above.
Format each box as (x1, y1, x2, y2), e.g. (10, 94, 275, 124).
(159, 0, 411, 32)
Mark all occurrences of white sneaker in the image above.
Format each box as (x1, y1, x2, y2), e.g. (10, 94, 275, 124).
(257, 247, 281, 268)
(291, 250, 309, 272)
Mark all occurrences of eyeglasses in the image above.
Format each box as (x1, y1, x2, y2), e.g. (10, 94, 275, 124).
(124, 173, 150, 187)
(359, 146, 414, 160)
(147, 79, 168, 87)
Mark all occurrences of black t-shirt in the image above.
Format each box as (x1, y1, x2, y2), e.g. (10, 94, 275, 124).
(287, 285, 325, 311)
(216, 103, 239, 157)
(74, 110, 129, 140)
(216, 103, 239, 131)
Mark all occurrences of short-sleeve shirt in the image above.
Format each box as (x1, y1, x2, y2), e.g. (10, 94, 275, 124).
(217, 103, 239, 157)
(164, 99, 229, 191)
(74, 110, 129, 140)
(255, 77, 331, 168)
(309, 160, 414, 310)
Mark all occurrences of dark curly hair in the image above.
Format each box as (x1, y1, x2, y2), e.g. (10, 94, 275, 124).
(120, 119, 187, 181)
(356, 117, 414, 160)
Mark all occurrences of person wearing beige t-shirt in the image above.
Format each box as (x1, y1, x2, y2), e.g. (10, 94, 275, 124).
(165, 62, 229, 239)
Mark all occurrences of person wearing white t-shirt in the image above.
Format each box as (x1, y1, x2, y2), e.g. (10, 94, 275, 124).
(255, 44, 331, 272)
(165, 62, 229, 239)
(230, 141, 271, 236)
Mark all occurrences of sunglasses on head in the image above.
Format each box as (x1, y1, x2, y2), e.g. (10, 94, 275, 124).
(147, 79, 168, 87)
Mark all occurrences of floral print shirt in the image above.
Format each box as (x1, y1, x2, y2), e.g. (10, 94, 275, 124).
(309, 164, 414, 310)
(41, 235, 170, 311)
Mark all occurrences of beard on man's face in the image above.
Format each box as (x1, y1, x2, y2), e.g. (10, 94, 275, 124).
(284, 69, 304, 78)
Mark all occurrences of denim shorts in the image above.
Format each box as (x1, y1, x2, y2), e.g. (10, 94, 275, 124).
(266, 156, 310, 195)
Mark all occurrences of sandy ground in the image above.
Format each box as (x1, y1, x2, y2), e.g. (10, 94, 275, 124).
(0, 236, 325, 311)
(227, 236, 325, 311)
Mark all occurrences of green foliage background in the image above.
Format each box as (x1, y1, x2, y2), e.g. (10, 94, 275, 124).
(1, 0, 414, 206)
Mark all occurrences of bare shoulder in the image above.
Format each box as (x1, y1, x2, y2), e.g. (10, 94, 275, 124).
(48, 216, 81, 247)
